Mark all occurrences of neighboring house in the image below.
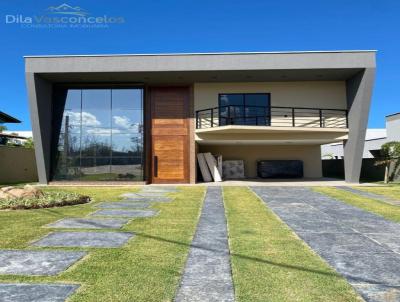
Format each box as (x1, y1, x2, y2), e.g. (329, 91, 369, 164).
(0, 111, 21, 145)
(3, 131, 32, 146)
(322, 113, 400, 159)
(25, 50, 375, 184)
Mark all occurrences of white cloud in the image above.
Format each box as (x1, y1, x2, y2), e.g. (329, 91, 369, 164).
(64, 111, 101, 127)
(113, 115, 141, 132)
(113, 115, 131, 129)
(82, 112, 101, 127)
(84, 128, 132, 137)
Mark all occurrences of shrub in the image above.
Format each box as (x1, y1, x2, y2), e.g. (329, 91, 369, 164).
(0, 191, 90, 210)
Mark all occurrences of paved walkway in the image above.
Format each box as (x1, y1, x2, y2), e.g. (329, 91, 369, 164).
(336, 186, 400, 206)
(175, 187, 234, 302)
(252, 186, 400, 302)
(0, 186, 176, 302)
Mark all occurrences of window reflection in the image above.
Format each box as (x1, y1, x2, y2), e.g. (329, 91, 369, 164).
(53, 88, 144, 181)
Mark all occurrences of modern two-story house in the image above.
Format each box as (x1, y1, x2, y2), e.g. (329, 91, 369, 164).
(25, 51, 375, 184)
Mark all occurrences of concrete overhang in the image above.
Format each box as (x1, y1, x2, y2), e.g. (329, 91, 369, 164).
(195, 125, 348, 145)
(195, 125, 349, 134)
(25, 50, 376, 84)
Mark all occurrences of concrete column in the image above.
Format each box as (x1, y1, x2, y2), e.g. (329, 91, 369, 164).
(26, 73, 53, 184)
(344, 68, 375, 183)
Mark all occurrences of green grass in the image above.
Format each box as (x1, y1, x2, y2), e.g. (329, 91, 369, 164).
(223, 187, 360, 302)
(313, 187, 400, 223)
(354, 185, 400, 200)
(0, 186, 205, 302)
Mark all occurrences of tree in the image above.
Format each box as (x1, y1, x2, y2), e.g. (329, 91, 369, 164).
(0, 125, 7, 133)
(23, 137, 34, 149)
(377, 141, 400, 184)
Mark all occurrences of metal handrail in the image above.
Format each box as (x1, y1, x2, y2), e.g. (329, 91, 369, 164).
(196, 105, 348, 129)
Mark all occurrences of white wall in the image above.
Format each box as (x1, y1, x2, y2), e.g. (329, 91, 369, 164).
(321, 129, 388, 159)
(386, 113, 400, 141)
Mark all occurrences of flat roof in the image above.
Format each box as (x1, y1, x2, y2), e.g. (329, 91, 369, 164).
(386, 112, 400, 118)
(0, 111, 21, 124)
(25, 50, 376, 82)
(24, 50, 377, 58)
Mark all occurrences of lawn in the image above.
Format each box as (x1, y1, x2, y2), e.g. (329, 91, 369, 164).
(223, 187, 360, 302)
(0, 186, 205, 302)
(313, 187, 400, 223)
(355, 184, 400, 200)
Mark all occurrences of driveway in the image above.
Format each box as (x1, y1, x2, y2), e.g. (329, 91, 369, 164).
(252, 187, 400, 302)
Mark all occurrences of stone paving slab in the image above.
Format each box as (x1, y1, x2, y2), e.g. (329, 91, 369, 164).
(323, 250, 400, 286)
(335, 186, 400, 205)
(141, 186, 178, 192)
(32, 231, 134, 248)
(0, 250, 86, 276)
(364, 233, 400, 254)
(122, 197, 172, 202)
(120, 192, 168, 198)
(175, 187, 234, 302)
(45, 218, 130, 229)
(352, 283, 400, 302)
(96, 202, 151, 209)
(90, 209, 159, 218)
(0, 283, 79, 302)
(140, 189, 178, 193)
(251, 186, 400, 302)
(296, 232, 389, 255)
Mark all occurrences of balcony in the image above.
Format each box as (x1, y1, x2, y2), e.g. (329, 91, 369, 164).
(196, 105, 348, 130)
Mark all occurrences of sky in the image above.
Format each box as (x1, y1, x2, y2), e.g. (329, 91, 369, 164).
(0, 0, 399, 131)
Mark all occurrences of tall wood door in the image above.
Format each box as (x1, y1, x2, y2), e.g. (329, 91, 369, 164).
(150, 87, 190, 183)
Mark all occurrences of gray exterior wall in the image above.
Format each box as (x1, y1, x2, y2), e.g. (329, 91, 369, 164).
(26, 73, 53, 184)
(344, 69, 375, 183)
(25, 51, 376, 184)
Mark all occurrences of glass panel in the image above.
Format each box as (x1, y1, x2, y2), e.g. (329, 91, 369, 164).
(245, 94, 270, 125)
(112, 89, 142, 110)
(80, 157, 112, 181)
(52, 88, 144, 181)
(112, 133, 142, 157)
(82, 89, 111, 128)
(53, 156, 81, 180)
(111, 157, 143, 181)
(58, 132, 81, 157)
(219, 94, 244, 106)
(245, 94, 270, 107)
(81, 127, 111, 157)
(112, 109, 143, 133)
(61, 89, 81, 133)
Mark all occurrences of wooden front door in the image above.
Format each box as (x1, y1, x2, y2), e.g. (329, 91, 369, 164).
(150, 87, 190, 183)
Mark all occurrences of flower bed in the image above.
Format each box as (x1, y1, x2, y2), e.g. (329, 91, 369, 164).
(0, 191, 90, 210)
